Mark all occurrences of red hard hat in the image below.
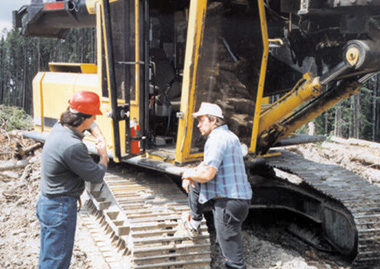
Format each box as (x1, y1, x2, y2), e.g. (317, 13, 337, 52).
(68, 91, 102, 115)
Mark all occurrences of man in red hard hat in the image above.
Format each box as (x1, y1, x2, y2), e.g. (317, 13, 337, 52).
(37, 91, 108, 269)
(68, 90, 103, 115)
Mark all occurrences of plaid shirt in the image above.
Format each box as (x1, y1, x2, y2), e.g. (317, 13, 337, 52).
(199, 125, 252, 204)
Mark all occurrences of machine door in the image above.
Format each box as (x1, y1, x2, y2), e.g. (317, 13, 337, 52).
(175, 0, 258, 163)
(101, 0, 147, 160)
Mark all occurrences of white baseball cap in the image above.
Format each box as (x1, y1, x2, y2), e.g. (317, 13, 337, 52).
(192, 102, 224, 119)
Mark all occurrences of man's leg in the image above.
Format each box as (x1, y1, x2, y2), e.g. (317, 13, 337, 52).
(213, 198, 250, 269)
(36, 195, 77, 269)
(181, 182, 204, 237)
(36, 196, 46, 267)
(188, 182, 203, 222)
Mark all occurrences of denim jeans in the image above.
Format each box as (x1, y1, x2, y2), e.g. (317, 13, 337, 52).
(188, 183, 250, 269)
(36, 194, 77, 269)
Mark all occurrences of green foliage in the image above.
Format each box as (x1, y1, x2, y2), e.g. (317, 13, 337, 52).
(360, 86, 372, 138)
(295, 123, 308, 134)
(335, 97, 353, 137)
(314, 75, 380, 141)
(0, 105, 33, 131)
(0, 28, 95, 115)
(314, 100, 349, 137)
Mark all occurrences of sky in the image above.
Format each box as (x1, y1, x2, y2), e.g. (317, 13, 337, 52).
(0, 1, 31, 35)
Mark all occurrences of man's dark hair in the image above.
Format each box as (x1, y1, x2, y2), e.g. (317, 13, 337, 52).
(60, 107, 92, 127)
(207, 115, 225, 127)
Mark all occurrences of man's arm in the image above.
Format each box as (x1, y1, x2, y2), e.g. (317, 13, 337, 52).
(181, 165, 216, 193)
(90, 122, 106, 141)
(65, 143, 107, 183)
(90, 122, 109, 168)
(182, 164, 217, 183)
(96, 139, 109, 168)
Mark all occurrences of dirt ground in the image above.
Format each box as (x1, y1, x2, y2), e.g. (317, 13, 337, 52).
(1, 131, 379, 268)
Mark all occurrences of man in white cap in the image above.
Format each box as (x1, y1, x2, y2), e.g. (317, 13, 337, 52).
(181, 102, 252, 269)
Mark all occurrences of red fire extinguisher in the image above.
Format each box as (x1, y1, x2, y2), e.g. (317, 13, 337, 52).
(130, 119, 140, 154)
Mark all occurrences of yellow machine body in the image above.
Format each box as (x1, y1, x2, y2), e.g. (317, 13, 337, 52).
(28, 0, 377, 163)
(17, 0, 380, 265)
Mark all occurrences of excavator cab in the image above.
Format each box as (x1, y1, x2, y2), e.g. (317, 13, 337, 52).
(13, 0, 380, 267)
(14, 0, 380, 161)
(96, 0, 380, 163)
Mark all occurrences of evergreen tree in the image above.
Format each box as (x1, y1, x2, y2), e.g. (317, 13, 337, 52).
(0, 28, 95, 115)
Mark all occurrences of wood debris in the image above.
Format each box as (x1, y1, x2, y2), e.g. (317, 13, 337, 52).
(291, 137, 380, 186)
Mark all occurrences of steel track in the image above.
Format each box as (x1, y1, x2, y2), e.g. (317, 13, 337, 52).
(80, 149, 380, 268)
(265, 150, 380, 268)
(83, 168, 211, 268)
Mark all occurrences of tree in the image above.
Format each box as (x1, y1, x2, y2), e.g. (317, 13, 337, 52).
(351, 93, 361, 139)
(0, 28, 95, 115)
(0, 36, 5, 104)
(314, 74, 380, 142)
(375, 76, 380, 142)
(334, 105, 342, 137)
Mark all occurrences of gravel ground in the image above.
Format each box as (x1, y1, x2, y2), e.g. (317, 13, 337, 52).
(208, 212, 351, 269)
(1, 139, 378, 268)
(0, 153, 349, 269)
(0, 153, 105, 269)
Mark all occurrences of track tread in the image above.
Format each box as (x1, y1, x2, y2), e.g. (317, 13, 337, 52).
(266, 150, 380, 268)
(84, 168, 211, 268)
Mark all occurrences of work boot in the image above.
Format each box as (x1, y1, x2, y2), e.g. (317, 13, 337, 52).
(180, 212, 200, 239)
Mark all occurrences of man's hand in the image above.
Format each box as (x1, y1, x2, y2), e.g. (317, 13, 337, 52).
(181, 168, 196, 193)
(96, 137, 105, 147)
(90, 123, 106, 141)
(95, 138, 107, 156)
(182, 179, 191, 193)
(182, 179, 196, 193)
(89, 122, 108, 168)
(182, 168, 193, 180)
(95, 139, 109, 168)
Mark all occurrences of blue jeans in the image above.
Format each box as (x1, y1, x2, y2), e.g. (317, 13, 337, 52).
(36, 194, 77, 269)
(189, 183, 250, 269)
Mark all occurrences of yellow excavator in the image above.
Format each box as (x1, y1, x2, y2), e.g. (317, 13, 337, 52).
(14, 0, 380, 267)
